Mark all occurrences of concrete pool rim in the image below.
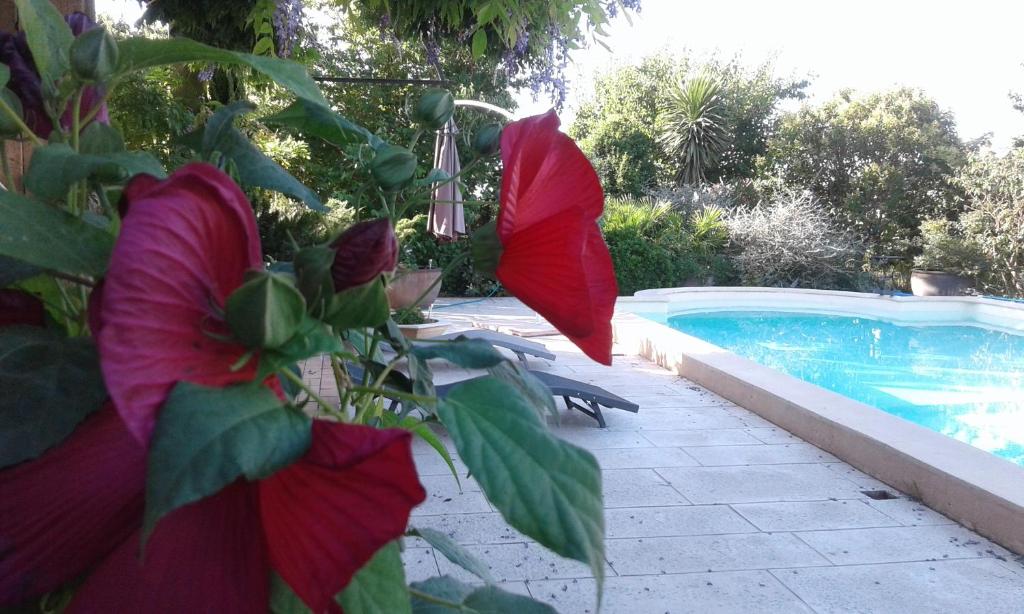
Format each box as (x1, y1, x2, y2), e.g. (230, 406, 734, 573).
(614, 287, 1024, 555)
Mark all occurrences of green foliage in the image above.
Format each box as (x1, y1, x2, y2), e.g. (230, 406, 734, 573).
(658, 74, 730, 184)
(395, 215, 500, 297)
(337, 542, 411, 614)
(913, 219, 986, 276)
(410, 576, 557, 613)
(766, 88, 967, 253)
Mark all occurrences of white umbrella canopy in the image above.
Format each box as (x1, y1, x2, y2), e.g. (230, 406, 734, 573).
(428, 118, 466, 239)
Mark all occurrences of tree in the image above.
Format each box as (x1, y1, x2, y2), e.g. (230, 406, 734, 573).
(658, 74, 730, 185)
(765, 88, 967, 253)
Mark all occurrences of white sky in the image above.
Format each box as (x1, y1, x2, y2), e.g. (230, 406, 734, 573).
(98, 0, 1024, 150)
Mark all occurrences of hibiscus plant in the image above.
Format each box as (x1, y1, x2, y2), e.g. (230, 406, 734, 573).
(0, 1, 618, 612)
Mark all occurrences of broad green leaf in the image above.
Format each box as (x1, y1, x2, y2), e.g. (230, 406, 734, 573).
(258, 314, 344, 379)
(116, 37, 326, 105)
(409, 528, 493, 583)
(487, 361, 558, 421)
(25, 143, 165, 201)
(410, 337, 505, 369)
(0, 65, 9, 88)
(265, 98, 384, 149)
(0, 326, 106, 468)
(79, 122, 126, 155)
(463, 586, 557, 613)
(0, 189, 114, 277)
(0, 255, 40, 287)
(409, 576, 473, 614)
(202, 101, 257, 156)
(14, 0, 73, 93)
(471, 29, 488, 59)
(436, 378, 604, 592)
(143, 382, 311, 542)
(325, 278, 390, 331)
(337, 541, 411, 614)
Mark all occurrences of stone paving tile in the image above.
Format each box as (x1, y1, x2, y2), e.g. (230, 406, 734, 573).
(744, 426, 807, 444)
(412, 452, 469, 476)
(640, 428, 763, 447)
(411, 474, 491, 516)
(865, 497, 956, 526)
(601, 468, 691, 507)
(433, 542, 611, 583)
(604, 505, 757, 539)
(731, 500, 901, 532)
(823, 462, 895, 491)
(617, 392, 735, 409)
(683, 443, 839, 466)
(408, 512, 526, 545)
(606, 533, 829, 575)
(548, 428, 653, 449)
(795, 524, 1014, 565)
(401, 547, 439, 582)
(527, 570, 814, 614)
(588, 446, 699, 469)
(772, 558, 1024, 614)
(656, 463, 866, 504)
(629, 407, 752, 431)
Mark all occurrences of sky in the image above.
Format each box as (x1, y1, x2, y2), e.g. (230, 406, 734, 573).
(98, 0, 1024, 150)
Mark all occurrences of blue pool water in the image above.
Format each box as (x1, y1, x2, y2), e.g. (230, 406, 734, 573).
(662, 311, 1024, 465)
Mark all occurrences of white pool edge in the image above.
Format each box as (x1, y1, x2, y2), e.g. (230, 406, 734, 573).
(614, 290, 1024, 556)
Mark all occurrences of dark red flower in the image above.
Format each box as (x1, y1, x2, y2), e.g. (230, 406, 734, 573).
(0, 12, 109, 139)
(0, 164, 425, 612)
(495, 110, 617, 364)
(329, 218, 398, 293)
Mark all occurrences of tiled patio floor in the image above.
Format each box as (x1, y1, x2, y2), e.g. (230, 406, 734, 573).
(304, 298, 1024, 613)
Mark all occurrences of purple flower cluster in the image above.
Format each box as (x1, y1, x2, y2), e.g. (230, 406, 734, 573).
(272, 0, 304, 58)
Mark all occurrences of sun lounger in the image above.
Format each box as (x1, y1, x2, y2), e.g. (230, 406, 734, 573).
(431, 329, 556, 363)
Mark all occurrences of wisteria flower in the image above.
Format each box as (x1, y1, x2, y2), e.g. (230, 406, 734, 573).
(491, 110, 617, 364)
(0, 164, 425, 613)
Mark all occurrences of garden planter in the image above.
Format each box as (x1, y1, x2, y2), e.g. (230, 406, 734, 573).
(910, 270, 972, 296)
(397, 318, 449, 340)
(387, 268, 443, 309)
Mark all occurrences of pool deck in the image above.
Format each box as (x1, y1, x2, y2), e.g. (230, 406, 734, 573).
(303, 297, 1024, 613)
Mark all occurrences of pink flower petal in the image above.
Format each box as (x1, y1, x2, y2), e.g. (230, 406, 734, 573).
(98, 163, 263, 444)
(67, 482, 267, 613)
(0, 404, 144, 606)
(260, 422, 426, 613)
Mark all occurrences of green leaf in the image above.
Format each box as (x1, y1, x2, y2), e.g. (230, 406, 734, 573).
(471, 29, 488, 59)
(265, 98, 384, 149)
(410, 337, 505, 369)
(0, 65, 9, 89)
(410, 576, 473, 614)
(0, 326, 106, 468)
(201, 101, 257, 156)
(399, 416, 459, 486)
(0, 189, 114, 277)
(463, 586, 557, 613)
(0, 255, 40, 287)
(79, 122, 126, 155)
(337, 541, 411, 614)
(409, 528, 493, 583)
(436, 378, 605, 592)
(269, 573, 311, 614)
(14, 0, 73, 93)
(24, 143, 165, 201)
(116, 37, 327, 105)
(325, 278, 390, 331)
(487, 361, 558, 421)
(258, 313, 344, 379)
(144, 382, 311, 542)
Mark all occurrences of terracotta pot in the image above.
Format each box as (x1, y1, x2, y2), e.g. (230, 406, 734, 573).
(910, 270, 972, 297)
(387, 268, 443, 309)
(397, 319, 449, 340)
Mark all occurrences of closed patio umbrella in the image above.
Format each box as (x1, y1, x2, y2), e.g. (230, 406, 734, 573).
(428, 118, 466, 239)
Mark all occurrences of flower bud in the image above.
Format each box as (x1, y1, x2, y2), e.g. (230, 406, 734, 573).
(0, 89, 24, 137)
(412, 88, 455, 130)
(70, 26, 119, 83)
(472, 122, 502, 157)
(293, 245, 336, 312)
(329, 219, 398, 293)
(225, 271, 306, 349)
(370, 145, 417, 191)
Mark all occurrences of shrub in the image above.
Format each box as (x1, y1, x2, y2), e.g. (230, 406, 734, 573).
(913, 219, 987, 277)
(725, 191, 864, 288)
(394, 215, 501, 297)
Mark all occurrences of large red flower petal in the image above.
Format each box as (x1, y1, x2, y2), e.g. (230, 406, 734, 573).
(0, 404, 144, 606)
(260, 422, 426, 613)
(67, 482, 267, 613)
(497, 110, 604, 243)
(97, 163, 263, 444)
(571, 225, 617, 365)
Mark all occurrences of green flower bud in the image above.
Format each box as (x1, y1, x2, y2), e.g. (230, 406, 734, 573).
(293, 245, 336, 314)
(70, 26, 119, 83)
(472, 122, 503, 157)
(370, 145, 417, 191)
(412, 88, 455, 130)
(225, 271, 306, 349)
(0, 89, 24, 138)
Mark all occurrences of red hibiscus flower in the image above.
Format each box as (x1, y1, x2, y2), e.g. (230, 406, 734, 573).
(494, 110, 617, 364)
(0, 164, 425, 613)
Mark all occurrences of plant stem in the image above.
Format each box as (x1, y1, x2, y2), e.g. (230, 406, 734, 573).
(48, 270, 96, 288)
(348, 386, 435, 406)
(280, 367, 344, 420)
(407, 588, 472, 611)
(0, 97, 45, 147)
(71, 89, 84, 152)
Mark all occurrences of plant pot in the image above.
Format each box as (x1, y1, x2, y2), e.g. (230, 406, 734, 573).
(387, 268, 443, 310)
(910, 270, 972, 297)
(397, 318, 449, 340)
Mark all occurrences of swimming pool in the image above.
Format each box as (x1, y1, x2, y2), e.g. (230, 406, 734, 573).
(661, 310, 1024, 465)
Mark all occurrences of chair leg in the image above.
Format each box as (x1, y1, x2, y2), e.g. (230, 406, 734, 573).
(563, 396, 607, 428)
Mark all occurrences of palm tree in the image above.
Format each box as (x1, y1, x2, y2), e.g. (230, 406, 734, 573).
(658, 74, 731, 185)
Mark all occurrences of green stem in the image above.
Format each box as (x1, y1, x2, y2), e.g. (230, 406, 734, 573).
(0, 97, 45, 147)
(407, 588, 472, 612)
(280, 367, 344, 420)
(48, 270, 96, 288)
(407, 127, 424, 150)
(348, 386, 435, 406)
(71, 89, 84, 152)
